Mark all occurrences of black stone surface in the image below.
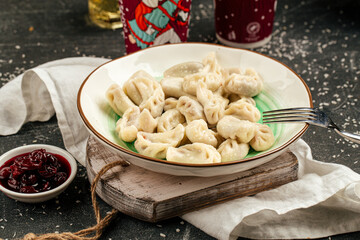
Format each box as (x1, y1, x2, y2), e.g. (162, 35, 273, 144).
(0, 0, 359, 239)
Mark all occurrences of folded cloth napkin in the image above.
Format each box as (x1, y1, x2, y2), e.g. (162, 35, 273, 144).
(0, 57, 108, 165)
(0, 58, 359, 240)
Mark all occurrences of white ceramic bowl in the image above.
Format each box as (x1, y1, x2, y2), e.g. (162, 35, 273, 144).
(78, 43, 312, 177)
(0, 144, 77, 203)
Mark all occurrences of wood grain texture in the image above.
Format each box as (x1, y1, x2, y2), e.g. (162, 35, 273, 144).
(86, 136, 298, 222)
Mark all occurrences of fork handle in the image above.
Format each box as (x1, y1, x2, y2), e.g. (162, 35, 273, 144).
(334, 129, 360, 144)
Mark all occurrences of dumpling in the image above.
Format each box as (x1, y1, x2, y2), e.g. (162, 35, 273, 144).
(139, 87, 165, 118)
(123, 70, 159, 105)
(201, 52, 222, 76)
(137, 108, 158, 133)
(180, 52, 225, 96)
(134, 124, 185, 159)
(217, 116, 256, 143)
(163, 97, 178, 111)
(135, 137, 168, 159)
(250, 123, 275, 151)
(176, 96, 206, 123)
(157, 109, 185, 133)
(224, 100, 260, 122)
(106, 83, 136, 116)
(196, 82, 229, 125)
(115, 106, 139, 142)
(217, 139, 250, 162)
(214, 85, 231, 99)
(224, 68, 263, 97)
(163, 61, 203, 78)
(218, 67, 241, 98)
(160, 77, 191, 98)
(167, 143, 221, 164)
(228, 94, 256, 105)
(222, 67, 242, 77)
(185, 119, 218, 147)
(183, 72, 222, 95)
(115, 107, 157, 142)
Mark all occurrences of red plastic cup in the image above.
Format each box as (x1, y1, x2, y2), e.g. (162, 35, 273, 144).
(119, 0, 192, 54)
(215, 0, 277, 48)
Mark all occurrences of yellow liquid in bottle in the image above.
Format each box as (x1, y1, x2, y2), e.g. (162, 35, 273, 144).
(88, 0, 122, 29)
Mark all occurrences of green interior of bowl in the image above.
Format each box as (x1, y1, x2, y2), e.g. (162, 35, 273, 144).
(105, 80, 283, 160)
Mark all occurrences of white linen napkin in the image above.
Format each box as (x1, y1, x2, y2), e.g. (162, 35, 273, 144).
(0, 57, 108, 165)
(0, 58, 359, 240)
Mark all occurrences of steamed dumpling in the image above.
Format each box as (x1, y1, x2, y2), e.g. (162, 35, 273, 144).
(163, 97, 178, 111)
(115, 106, 139, 142)
(139, 87, 165, 118)
(157, 109, 185, 132)
(160, 77, 192, 98)
(217, 116, 256, 143)
(183, 52, 224, 96)
(185, 119, 218, 147)
(196, 82, 229, 125)
(123, 70, 158, 105)
(115, 106, 157, 142)
(106, 83, 136, 116)
(134, 124, 185, 159)
(224, 100, 260, 122)
(228, 94, 256, 105)
(163, 61, 203, 78)
(214, 85, 231, 99)
(224, 68, 263, 97)
(122, 70, 165, 118)
(176, 96, 206, 123)
(222, 67, 242, 78)
(217, 139, 250, 162)
(250, 123, 275, 151)
(201, 52, 223, 76)
(167, 143, 221, 164)
(137, 108, 158, 133)
(183, 72, 222, 96)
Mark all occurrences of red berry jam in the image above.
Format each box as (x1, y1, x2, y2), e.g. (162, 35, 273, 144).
(0, 149, 71, 194)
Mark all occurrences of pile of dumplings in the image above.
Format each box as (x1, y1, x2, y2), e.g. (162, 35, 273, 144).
(105, 52, 275, 164)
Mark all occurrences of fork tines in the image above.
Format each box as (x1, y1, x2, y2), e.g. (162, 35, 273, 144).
(262, 107, 317, 124)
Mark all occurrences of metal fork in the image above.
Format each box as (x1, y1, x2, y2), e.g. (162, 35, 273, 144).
(262, 107, 360, 144)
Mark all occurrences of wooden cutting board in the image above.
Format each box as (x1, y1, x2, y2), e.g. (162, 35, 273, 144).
(86, 136, 298, 222)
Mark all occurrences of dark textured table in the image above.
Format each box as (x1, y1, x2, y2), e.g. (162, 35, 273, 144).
(0, 0, 359, 239)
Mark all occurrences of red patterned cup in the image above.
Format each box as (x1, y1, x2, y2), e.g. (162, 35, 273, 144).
(215, 0, 277, 48)
(119, 0, 192, 54)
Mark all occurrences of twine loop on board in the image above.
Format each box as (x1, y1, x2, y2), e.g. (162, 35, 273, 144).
(21, 159, 130, 240)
